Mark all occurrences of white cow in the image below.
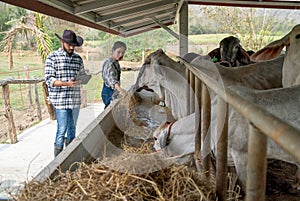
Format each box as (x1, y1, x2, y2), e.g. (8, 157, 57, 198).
(135, 24, 300, 190)
(153, 85, 300, 189)
(153, 113, 196, 164)
(250, 24, 300, 87)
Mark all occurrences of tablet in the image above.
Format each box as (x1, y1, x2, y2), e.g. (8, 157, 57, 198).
(76, 72, 91, 84)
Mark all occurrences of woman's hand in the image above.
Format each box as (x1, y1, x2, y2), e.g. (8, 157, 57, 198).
(114, 83, 127, 96)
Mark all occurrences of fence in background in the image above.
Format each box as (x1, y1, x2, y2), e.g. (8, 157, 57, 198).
(0, 77, 46, 143)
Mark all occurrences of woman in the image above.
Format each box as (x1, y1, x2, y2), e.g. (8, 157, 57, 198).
(101, 41, 127, 108)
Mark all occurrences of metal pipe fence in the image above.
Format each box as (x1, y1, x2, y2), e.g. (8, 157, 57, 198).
(178, 57, 300, 201)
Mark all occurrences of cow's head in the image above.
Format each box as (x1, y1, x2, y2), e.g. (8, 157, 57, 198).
(208, 36, 251, 67)
(152, 122, 170, 151)
(250, 24, 300, 87)
(134, 49, 189, 119)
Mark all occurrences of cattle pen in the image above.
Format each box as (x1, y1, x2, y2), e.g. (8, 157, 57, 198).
(178, 57, 300, 201)
(1, 1, 300, 201)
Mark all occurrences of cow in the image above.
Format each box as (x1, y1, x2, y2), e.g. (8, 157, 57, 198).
(208, 36, 252, 67)
(153, 84, 300, 190)
(135, 48, 283, 119)
(134, 29, 299, 189)
(153, 113, 196, 164)
(250, 24, 300, 87)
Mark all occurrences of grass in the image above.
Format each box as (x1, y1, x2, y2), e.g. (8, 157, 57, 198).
(0, 51, 45, 111)
(189, 34, 231, 44)
(0, 51, 104, 112)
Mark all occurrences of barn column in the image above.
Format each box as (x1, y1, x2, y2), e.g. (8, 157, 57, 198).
(178, 1, 188, 57)
(178, 1, 189, 116)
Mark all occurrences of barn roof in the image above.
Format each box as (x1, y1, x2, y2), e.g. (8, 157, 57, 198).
(1, 0, 300, 37)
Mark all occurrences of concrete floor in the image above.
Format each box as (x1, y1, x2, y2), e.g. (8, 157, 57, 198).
(0, 103, 104, 200)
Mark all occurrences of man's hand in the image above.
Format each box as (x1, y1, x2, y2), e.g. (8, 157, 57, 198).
(68, 77, 81, 87)
(53, 78, 81, 87)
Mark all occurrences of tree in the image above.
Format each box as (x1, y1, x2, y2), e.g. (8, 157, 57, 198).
(200, 6, 295, 51)
(0, 11, 53, 69)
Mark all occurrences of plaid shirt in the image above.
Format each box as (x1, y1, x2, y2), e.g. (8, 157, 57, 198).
(44, 48, 84, 109)
(102, 57, 121, 89)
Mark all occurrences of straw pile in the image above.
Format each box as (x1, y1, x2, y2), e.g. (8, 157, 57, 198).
(14, 141, 216, 201)
(15, 162, 216, 201)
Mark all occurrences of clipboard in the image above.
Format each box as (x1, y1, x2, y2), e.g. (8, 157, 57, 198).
(76, 71, 92, 84)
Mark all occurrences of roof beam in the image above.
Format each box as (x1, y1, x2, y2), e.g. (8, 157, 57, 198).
(121, 18, 174, 33)
(152, 17, 179, 40)
(110, 8, 175, 29)
(1, 0, 120, 35)
(96, 0, 176, 23)
(74, 0, 137, 15)
(122, 20, 174, 37)
(39, 0, 74, 13)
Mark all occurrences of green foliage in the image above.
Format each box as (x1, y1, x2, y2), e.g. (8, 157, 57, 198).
(0, 11, 53, 68)
(33, 13, 53, 62)
(200, 6, 294, 51)
(189, 34, 230, 44)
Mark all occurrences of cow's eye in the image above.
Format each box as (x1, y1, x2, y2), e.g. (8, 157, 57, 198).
(154, 137, 157, 141)
(296, 34, 300, 39)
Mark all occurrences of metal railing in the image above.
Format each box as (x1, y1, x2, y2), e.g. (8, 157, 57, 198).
(178, 57, 300, 201)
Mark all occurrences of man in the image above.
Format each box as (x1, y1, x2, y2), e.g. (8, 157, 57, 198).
(44, 29, 84, 157)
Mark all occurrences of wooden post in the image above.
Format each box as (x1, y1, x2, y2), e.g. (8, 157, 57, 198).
(246, 124, 267, 201)
(80, 87, 87, 108)
(33, 77, 42, 121)
(2, 84, 17, 143)
(17, 71, 24, 106)
(190, 71, 195, 113)
(185, 68, 190, 116)
(216, 97, 228, 201)
(194, 77, 202, 172)
(202, 83, 211, 179)
(42, 82, 56, 120)
(24, 66, 33, 106)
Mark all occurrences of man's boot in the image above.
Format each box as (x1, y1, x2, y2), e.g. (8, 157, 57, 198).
(54, 146, 63, 157)
(64, 139, 72, 147)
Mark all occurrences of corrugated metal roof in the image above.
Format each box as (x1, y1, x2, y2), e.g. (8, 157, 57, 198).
(1, 0, 300, 36)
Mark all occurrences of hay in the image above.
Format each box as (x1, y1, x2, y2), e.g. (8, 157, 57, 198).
(15, 162, 216, 201)
(14, 140, 216, 201)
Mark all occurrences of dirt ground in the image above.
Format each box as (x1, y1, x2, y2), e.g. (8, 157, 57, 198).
(266, 159, 300, 201)
(0, 106, 49, 143)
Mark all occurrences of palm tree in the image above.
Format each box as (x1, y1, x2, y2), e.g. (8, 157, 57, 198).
(0, 11, 53, 69)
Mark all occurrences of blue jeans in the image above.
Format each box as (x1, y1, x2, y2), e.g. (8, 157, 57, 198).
(54, 108, 80, 148)
(101, 84, 114, 108)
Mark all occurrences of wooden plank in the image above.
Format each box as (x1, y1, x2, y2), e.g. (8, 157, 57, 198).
(2, 84, 17, 144)
(0, 78, 44, 86)
(42, 82, 56, 120)
(34, 78, 42, 121)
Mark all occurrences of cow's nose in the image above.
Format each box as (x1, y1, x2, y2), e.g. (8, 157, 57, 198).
(220, 61, 231, 67)
(154, 137, 157, 141)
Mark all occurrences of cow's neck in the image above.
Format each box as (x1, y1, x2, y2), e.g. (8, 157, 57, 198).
(283, 50, 300, 87)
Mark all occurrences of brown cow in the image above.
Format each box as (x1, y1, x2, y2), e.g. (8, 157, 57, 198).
(208, 36, 252, 67)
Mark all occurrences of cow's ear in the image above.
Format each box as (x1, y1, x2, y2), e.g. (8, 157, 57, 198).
(250, 36, 289, 62)
(238, 47, 251, 65)
(208, 48, 220, 62)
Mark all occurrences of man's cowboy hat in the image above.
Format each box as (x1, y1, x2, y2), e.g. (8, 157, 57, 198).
(55, 30, 83, 46)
